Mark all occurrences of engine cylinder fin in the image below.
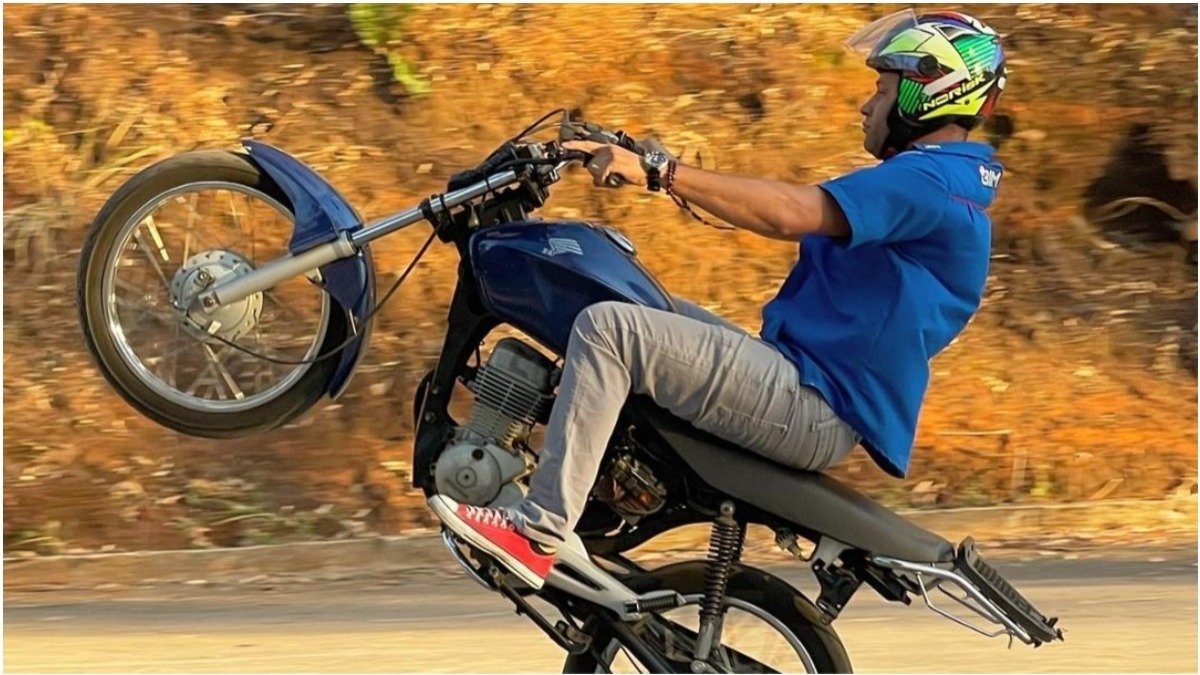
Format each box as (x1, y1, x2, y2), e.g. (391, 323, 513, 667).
(466, 363, 552, 448)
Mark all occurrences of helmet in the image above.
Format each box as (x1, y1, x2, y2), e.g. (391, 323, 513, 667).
(847, 9, 1006, 151)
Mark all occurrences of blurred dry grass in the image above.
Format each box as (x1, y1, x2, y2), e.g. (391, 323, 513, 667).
(2, 4, 1196, 554)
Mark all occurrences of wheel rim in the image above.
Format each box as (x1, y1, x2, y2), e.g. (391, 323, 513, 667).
(601, 594, 817, 674)
(99, 181, 331, 413)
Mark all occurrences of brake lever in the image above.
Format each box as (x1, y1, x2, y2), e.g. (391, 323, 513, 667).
(589, 129, 641, 154)
(557, 148, 630, 188)
(559, 115, 642, 151)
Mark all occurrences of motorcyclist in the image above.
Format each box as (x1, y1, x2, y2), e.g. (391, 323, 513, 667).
(430, 9, 1008, 591)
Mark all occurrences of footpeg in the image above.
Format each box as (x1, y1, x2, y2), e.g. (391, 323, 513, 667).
(955, 537, 1064, 646)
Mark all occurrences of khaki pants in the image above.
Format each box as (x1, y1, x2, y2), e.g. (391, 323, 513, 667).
(512, 298, 860, 543)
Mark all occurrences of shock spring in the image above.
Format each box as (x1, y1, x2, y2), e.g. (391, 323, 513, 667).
(701, 501, 747, 622)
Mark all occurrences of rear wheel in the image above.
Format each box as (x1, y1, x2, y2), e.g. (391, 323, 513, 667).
(564, 562, 853, 674)
(76, 151, 347, 437)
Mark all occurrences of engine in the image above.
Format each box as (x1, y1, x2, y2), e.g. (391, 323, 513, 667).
(433, 336, 670, 524)
(593, 451, 667, 525)
(434, 338, 557, 508)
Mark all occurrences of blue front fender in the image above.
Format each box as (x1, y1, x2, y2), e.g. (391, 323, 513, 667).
(241, 140, 375, 399)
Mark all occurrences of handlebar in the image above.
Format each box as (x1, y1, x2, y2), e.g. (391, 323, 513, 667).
(352, 113, 641, 248)
(349, 168, 525, 246)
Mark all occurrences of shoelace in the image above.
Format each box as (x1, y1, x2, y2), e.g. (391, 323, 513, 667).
(464, 505, 515, 531)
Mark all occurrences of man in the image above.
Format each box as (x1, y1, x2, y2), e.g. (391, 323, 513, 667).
(430, 10, 1007, 590)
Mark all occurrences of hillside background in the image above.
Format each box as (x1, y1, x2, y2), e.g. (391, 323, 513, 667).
(3, 3, 1196, 554)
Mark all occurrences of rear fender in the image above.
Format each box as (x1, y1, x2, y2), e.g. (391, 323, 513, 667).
(240, 140, 375, 398)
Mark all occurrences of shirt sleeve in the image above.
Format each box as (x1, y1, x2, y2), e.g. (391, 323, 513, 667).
(819, 152, 950, 248)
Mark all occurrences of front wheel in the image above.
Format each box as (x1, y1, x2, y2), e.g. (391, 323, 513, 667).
(564, 562, 853, 674)
(76, 150, 348, 438)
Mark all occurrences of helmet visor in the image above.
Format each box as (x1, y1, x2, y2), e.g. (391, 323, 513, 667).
(844, 8, 918, 58)
(846, 9, 939, 76)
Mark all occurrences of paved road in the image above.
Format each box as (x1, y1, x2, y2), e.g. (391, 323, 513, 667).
(5, 552, 1196, 673)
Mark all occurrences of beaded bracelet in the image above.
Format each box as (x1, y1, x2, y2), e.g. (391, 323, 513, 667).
(663, 160, 735, 231)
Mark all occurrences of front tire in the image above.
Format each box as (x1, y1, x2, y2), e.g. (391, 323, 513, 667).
(76, 150, 347, 438)
(564, 561, 853, 674)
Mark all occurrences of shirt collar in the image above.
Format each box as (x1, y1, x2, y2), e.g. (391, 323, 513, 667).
(908, 141, 995, 160)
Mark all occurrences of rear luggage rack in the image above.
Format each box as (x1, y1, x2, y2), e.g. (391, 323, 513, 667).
(870, 537, 1065, 648)
(956, 537, 1064, 645)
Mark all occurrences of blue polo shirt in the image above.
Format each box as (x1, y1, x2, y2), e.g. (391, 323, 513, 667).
(760, 142, 1001, 477)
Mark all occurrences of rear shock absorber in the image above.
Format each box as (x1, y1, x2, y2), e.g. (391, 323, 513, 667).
(693, 501, 746, 665)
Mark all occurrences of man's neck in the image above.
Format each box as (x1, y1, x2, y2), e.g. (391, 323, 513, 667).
(911, 125, 969, 147)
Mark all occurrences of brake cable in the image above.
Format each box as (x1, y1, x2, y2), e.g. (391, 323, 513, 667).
(203, 229, 437, 366)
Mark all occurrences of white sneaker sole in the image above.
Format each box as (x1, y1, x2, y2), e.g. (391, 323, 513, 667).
(430, 498, 547, 590)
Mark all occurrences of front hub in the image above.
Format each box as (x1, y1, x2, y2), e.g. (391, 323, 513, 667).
(169, 249, 263, 342)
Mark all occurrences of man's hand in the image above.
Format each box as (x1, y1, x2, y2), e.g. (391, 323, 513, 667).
(563, 140, 646, 188)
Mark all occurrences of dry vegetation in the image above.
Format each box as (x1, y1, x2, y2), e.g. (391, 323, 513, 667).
(3, 4, 1196, 554)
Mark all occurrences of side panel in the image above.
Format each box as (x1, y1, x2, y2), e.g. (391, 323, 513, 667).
(240, 140, 375, 398)
(470, 222, 675, 352)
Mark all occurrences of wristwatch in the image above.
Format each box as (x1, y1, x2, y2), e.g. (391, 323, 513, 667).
(640, 150, 670, 192)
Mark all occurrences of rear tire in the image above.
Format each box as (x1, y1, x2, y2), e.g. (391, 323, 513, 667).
(563, 561, 853, 673)
(76, 150, 347, 438)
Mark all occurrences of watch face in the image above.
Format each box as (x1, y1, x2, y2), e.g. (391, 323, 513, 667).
(644, 151, 669, 171)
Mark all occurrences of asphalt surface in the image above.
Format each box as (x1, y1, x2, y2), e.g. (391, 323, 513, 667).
(5, 551, 1197, 673)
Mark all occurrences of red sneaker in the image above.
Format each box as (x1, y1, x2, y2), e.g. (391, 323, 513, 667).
(429, 495, 555, 589)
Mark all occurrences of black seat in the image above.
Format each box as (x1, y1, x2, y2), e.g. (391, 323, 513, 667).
(633, 398, 954, 563)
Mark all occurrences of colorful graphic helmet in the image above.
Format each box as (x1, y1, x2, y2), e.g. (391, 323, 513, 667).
(847, 9, 1006, 148)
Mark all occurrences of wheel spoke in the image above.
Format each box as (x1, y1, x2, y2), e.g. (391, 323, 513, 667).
(143, 337, 193, 376)
(263, 289, 307, 321)
(250, 322, 282, 388)
(185, 343, 233, 400)
(132, 227, 173, 291)
(182, 192, 230, 253)
(144, 215, 171, 263)
(228, 190, 244, 233)
(160, 323, 185, 388)
(227, 189, 252, 260)
(202, 342, 246, 401)
(112, 294, 176, 333)
(113, 276, 157, 303)
(608, 605, 803, 675)
(182, 194, 194, 263)
(185, 359, 225, 400)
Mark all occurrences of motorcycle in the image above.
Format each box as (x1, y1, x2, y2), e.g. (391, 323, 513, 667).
(77, 110, 1063, 673)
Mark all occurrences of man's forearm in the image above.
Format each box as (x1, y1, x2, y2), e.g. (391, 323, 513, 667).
(668, 163, 817, 241)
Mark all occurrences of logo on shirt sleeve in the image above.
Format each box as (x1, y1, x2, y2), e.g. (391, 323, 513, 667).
(979, 165, 1002, 188)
